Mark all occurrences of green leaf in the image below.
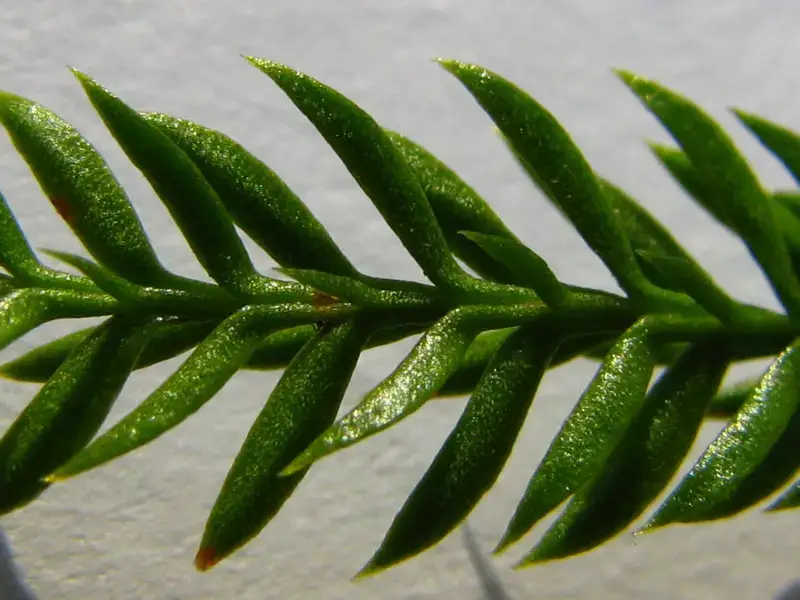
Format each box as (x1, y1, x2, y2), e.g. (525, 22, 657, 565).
(617, 71, 800, 317)
(733, 110, 800, 184)
(281, 302, 552, 475)
(385, 130, 520, 283)
(0, 315, 150, 513)
(48, 301, 356, 480)
(359, 322, 562, 576)
(246, 58, 467, 290)
(44, 249, 243, 318)
(599, 179, 698, 292)
(497, 319, 656, 551)
(518, 341, 729, 565)
(142, 112, 361, 278)
(459, 231, 566, 307)
(0, 288, 117, 352)
(72, 70, 310, 303)
(0, 91, 175, 288)
(635, 251, 751, 324)
(195, 319, 369, 571)
(0, 319, 219, 383)
(439, 60, 656, 301)
(278, 268, 442, 311)
(644, 338, 800, 528)
(703, 402, 800, 519)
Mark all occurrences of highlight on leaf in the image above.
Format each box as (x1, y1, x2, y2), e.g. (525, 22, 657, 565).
(1, 58, 800, 581)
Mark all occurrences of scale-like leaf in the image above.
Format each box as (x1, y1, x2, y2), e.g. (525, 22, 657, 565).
(0, 288, 117, 352)
(281, 302, 553, 475)
(359, 322, 561, 576)
(439, 60, 658, 301)
(617, 71, 800, 316)
(0, 315, 150, 513)
(0, 319, 219, 383)
(645, 339, 800, 528)
(733, 110, 800, 184)
(497, 319, 656, 551)
(0, 91, 174, 288)
(518, 341, 728, 565)
(386, 131, 520, 283)
(73, 71, 311, 303)
(143, 112, 360, 277)
(195, 319, 369, 571)
(459, 231, 566, 307)
(49, 302, 356, 480)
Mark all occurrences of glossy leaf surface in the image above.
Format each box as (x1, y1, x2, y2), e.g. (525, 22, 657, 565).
(360, 322, 561, 575)
(645, 339, 800, 528)
(196, 319, 369, 570)
(519, 341, 728, 564)
(144, 112, 360, 277)
(50, 302, 355, 479)
(0, 316, 149, 512)
(498, 319, 656, 550)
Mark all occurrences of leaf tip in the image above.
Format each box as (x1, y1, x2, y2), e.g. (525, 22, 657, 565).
(194, 546, 218, 572)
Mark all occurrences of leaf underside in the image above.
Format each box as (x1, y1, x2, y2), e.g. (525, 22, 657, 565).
(0, 58, 798, 582)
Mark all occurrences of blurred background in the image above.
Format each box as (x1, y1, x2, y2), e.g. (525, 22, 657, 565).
(1, 1, 800, 598)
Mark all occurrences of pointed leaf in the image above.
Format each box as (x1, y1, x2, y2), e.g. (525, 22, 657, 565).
(282, 302, 555, 475)
(195, 319, 369, 570)
(0, 315, 150, 513)
(246, 58, 468, 289)
(519, 341, 729, 564)
(498, 319, 656, 550)
(705, 402, 800, 519)
(0, 288, 117, 353)
(0, 319, 219, 383)
(386, 130, 520, 283)
(439, 60, 657, 301)
(73, 71, 309, 303)
(0, 90, 174, 287)
(143, 112, 360, 277)
(733, 110, 800, 184)
(645, 339, 800, 528)
(617, 71, 800, 316)
(49, 301, 356, 479)
(359, 322, 562, 575)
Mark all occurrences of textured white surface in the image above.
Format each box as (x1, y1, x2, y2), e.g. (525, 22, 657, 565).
(1, 1, 800, 598)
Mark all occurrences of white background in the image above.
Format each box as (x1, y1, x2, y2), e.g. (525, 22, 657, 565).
(1, 1, 800, 598)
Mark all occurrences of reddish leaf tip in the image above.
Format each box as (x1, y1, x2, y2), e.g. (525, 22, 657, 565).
(194, 546, 218, 572)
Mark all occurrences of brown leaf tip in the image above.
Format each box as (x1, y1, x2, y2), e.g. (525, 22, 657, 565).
(194, 546, 218, 572)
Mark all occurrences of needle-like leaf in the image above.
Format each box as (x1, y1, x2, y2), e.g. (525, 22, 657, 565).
(0, 316, 150, 513)
(196, 319, 369, 570)
(73, 70, 312, 303)
(359, 322, 561, 576)
(617, 71, 800, 317)
(644, 339, 800, 528)
(49, 302, 356, 480)
(143, 112, 361, 278)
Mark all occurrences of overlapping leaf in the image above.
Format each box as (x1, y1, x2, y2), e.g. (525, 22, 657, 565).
(0, 58, 799, 581)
